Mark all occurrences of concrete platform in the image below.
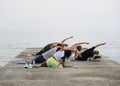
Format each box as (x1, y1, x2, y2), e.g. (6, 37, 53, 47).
(0, 48, 120, 86)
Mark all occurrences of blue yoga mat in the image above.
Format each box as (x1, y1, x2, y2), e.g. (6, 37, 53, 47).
(17, 61, 26, 64)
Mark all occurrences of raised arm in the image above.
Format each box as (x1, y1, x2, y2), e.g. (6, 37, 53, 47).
(55, 46, 78, 54)
(74, 42, 90, 46)
(94, 42, 106, 48)
(70, 42, 90, 48)
(60, 36, 73, 44)
(51, 42, 59, 45)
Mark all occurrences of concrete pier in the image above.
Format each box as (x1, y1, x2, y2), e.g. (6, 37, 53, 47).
(0, 48, 120, 86)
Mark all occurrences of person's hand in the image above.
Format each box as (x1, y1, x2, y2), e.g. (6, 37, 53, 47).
(101, 42, 106, 45)
(70, 36, 74, 38)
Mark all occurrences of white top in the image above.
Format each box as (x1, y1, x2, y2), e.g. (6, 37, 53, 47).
(53, 50, 65, 60)
(69, 44, 76, 50)
(42, 48, 57, 60)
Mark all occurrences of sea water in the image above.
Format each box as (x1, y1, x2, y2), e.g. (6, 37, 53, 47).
(0, 29, 120, 67)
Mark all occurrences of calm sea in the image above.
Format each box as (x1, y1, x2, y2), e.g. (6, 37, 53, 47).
(0, 29, 120, 67)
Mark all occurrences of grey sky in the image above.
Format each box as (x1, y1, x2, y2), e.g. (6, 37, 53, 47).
(0, 0, 120, 31)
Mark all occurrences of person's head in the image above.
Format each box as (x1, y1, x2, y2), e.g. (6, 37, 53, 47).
(56, 43, 62, 46)
(76, 46, 82, 51)
(63, 43, 68, 47)
(57, 43, 68, 47)
(51, 43, 64, 48)
(93, 50, 99, 55)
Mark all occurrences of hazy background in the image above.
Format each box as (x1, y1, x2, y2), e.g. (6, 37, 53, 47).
(0, 0, 120, 31)
(0, 0, 120, 66)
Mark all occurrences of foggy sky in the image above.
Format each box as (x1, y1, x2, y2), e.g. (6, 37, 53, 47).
(0, 0, 120, 31)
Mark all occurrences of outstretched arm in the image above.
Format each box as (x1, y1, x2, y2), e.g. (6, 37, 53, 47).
(94, 42, 106, 48)
(61, 57, 66, 67)
(56, 45, 79, 56)
(60, 36, 73, 44)
(71, 42, 90, 48)
(51, 36, 73, 47)
(74, 42, 90, 46)
(51, 42, 59, 45)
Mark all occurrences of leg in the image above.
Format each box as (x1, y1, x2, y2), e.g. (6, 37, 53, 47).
(33, 61, 47, 68)
(28, 55, 46, 64)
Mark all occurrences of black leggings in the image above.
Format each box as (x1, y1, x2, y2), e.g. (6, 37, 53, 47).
(32, 55, 46, 64)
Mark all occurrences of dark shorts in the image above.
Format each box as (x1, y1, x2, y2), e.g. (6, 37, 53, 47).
(93, 56, 102, 59)
(77, 58, 87, 61)
(32, 55, 46, 64)
(76, 56, 88, 61)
